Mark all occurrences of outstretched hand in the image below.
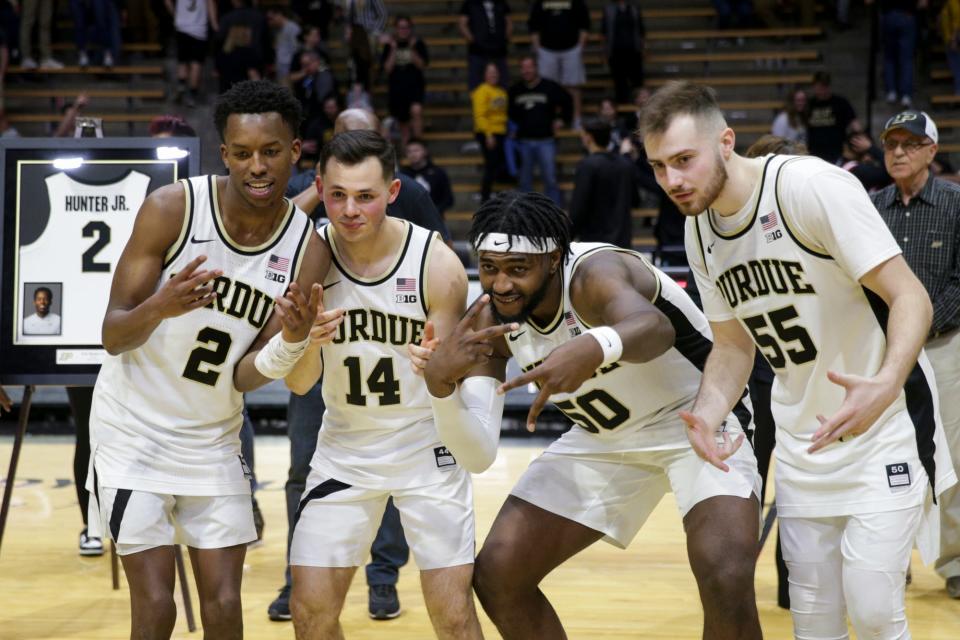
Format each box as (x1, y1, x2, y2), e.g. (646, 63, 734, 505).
(305, 284, 345, 347)
(275, 282, 322, 342)
(497, 333, 606, 432)
(423, 295, 517, 393)
(408, 320, 440, 376)
(808, 370, 898, 453)
(153, 255, 222, 319)
(678, 410, 743, 473)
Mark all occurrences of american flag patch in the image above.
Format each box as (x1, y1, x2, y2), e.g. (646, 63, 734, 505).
(564, 311, 578, 327)
(760, 211, 778, 231)
(268, 253, 290, 272)
(396, 277, 417, 291)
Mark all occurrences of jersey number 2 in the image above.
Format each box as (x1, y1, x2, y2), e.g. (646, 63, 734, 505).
(344, 356, 401, 406)
(81, 221, 110, 272)
(183, 327, 232, 386)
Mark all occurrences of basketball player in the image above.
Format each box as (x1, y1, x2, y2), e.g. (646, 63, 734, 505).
(640, 81, 957, 638)
(23, 286, 61, 334)
(428, 190, 764, 639)
(283, 130, 513, 640)
(88, 80, 328, 639)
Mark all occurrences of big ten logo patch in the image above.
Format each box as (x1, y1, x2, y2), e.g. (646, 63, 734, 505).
(395, 277, 418, 304)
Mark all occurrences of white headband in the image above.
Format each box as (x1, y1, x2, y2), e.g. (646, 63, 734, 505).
(475, 233, 558, 254)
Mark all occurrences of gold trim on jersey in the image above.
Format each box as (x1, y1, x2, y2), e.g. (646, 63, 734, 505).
(210, 176, 295, 254)
(419, 232, 438, 315)
(528, 269, 566, 335)
(774, 157, 833, 260)
(163, 179, 193, 267)
(327, 219, 412, 285)
(290, 221, 313, 282)
(706, 156, 774, 240)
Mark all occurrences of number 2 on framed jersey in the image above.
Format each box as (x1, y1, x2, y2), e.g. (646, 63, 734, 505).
(81, 221, 111, 272)
(742, 304, 817, 370)
(344, 356, 401, 406)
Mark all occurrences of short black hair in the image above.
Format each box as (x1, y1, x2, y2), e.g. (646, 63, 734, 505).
(34, 286, 53, 300)
(149, 114, 197, 137)
(469, 191, 572, 258)
(213, 80, 303, 141)
(319, 130, 396, 181)
(582, 117, 611, 148)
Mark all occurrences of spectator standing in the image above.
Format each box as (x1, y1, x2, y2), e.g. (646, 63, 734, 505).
(71, 0, 122, 67)
(458, 0, 511, 91)
(215, 0, 270, 92)
(508, 56, 572, 205)
(402, 138, 454, 216)
(568, 118, 637, 248)
(602, 1, 645, 105)
(344, 0, 387, 90)
(877, 0, 921, 107)
(294, 50, 338, 156)
(472, 61, 508, 202)
(381, 15, 428, 145)
(18, 0, 63, 69)
(168, 0, 217, 106)
(871, 111, 960, 599)
(528, 0, 589, 127)
(267, 8, 301, 83)
(941, 0, 960, 95)
(287, 25, 330, 86)
(771, 88, 807, 144)
(805, 71, 860, 165)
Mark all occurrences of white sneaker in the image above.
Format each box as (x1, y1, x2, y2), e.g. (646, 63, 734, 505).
(885, 91, 897, 104)
(20, 57, 38, 70)
(40, 57, 64, 70)
(103, 51, 114, 68)
(900, 95, 912, 108)
(78, 528, 104, 556)
(78, 51, 89, 67)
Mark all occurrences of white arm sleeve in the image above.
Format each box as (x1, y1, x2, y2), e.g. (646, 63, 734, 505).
(429, 376, 505, 473)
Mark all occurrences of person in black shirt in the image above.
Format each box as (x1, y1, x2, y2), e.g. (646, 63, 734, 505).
(602, 1, 645, 105)
(528, 0, 590, 126)
(458, 0, 512, 90)
(568, 118, 637, 248)
(508, 56, 573, 205)
(805, 71, 861, 165)
(401, 138, 455, 217)
(381, 15, 429, 145)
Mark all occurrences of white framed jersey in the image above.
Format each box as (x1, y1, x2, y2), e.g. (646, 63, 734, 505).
(504, 242, 754, 454)
(15, 170, 150, 345)
(685, 153, 957, 518)
(90, 175, 313, 496)
(311, 221, 457, 490)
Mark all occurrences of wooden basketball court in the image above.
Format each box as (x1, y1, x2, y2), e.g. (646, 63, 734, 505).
(1, 436, 958, 639)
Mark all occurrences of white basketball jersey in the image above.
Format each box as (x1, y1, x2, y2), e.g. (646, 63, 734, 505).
(91, 175, 313, 496)
(310, 221, 457, 489)
(505, 243, 754, 453)
(686, 154, 956, 517)
(17, 170, 150, 344)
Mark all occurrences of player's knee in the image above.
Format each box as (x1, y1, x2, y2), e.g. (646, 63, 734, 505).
(134, 590, 177, 626)
(697, 548, 756, 609)
(290, 587, 338, 625)
(846, 583, 905, 638)
(199, 591, 242, 626)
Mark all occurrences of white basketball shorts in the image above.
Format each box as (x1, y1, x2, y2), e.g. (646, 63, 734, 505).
(290, 465, 475, 571)
(94, 486, 256, 556)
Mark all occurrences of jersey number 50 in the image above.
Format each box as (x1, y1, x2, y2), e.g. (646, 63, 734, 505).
(555, 389, 630, 434)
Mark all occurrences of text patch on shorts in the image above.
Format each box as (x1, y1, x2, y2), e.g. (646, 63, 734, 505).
(434, 446, 456, 468)
(886, 462, 911, 492)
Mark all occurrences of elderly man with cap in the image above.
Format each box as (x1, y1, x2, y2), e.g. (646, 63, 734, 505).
(871, 110, 960, 599)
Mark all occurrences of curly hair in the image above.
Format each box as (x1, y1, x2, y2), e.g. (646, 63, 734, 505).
(213, 80, 303, 141)
(468, 191, 572, 258)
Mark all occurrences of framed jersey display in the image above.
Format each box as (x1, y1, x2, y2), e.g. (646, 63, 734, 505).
(0, 138, 200, 384)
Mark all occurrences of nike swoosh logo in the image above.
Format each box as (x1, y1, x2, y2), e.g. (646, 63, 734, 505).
(190, 236, 215, 244)
(493, 240, 509, 247)
(507, 330, 526, 342)
(324, 281, 340, 289)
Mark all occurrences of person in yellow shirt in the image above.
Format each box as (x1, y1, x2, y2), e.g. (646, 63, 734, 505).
(471, 63, 508, 202)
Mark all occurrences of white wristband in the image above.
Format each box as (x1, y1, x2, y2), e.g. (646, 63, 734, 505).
(585, 326, 623, 367)
(254, 332, 310, 379)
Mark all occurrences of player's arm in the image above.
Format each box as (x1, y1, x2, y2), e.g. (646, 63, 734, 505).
(102, 183, 221, 355)
(808, 255, 931, 451)
(423, 241, 516, 472)
(233, 230, 333, 392)
(498, 251, 675, 431)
